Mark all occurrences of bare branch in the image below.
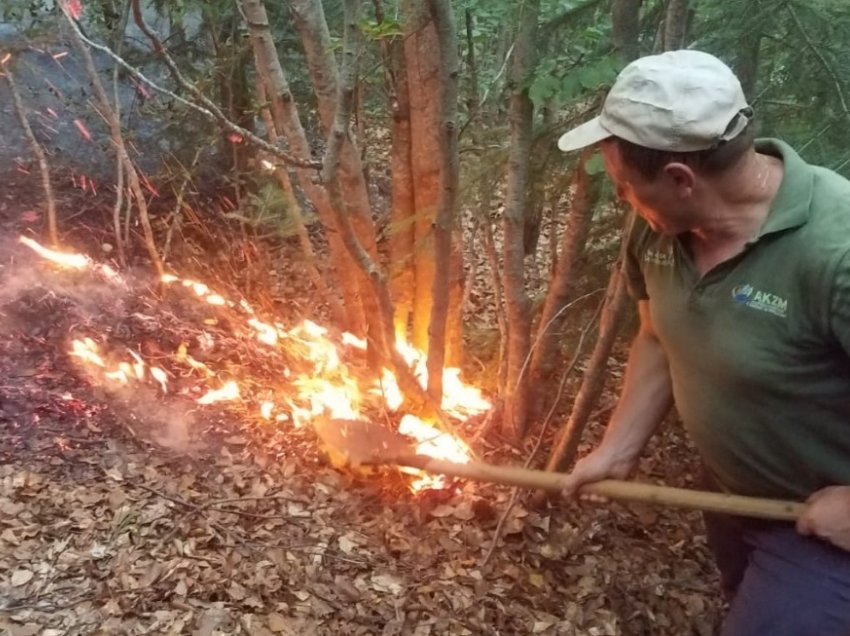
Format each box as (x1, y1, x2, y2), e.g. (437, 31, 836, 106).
(786, 2, 850, 124)
(65, 3, 320, 170)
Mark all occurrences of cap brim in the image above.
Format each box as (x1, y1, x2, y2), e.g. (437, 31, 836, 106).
(557, 117, 612, 152)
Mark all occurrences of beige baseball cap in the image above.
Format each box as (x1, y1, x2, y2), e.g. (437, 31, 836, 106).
(557, 50, 752, 153)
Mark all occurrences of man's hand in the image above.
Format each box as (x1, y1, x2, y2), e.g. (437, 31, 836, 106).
(561, 447, 639, 500)
(796, 486, 850, 551)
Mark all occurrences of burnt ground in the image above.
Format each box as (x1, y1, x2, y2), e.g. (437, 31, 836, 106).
(1, 18, 723, 636)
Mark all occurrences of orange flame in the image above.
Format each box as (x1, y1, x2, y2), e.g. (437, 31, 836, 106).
(197, 381, 240, 405)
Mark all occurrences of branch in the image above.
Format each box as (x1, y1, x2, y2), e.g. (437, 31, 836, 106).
(65, 2, 320, 170)
(785, 2, 850, 123)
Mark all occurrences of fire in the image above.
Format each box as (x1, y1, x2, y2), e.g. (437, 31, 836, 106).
(20, 236, 90, 269)
(29, 238, 491, 492)
(197, 381, 240, 405)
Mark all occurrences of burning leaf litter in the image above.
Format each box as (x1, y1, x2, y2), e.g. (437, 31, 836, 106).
(19, 236, 489, 491)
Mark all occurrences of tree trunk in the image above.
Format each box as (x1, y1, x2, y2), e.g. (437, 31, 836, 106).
(735, 35, 761, 100)
(321, 0, 451, 428)
(425, 0, 460, 403)
(612, 0, 641, 62)
(240, 0, 364, 334)
(64, 5, 164, 276)
(404, 1, 441, 354)
(528, 149, 599, 420)
(501, 0, 540, 441)
(376, 2, 416, 341)
(663, 0, 689, 51)
(543, 250, 630, 474)
(5, 68, 58, 246)
(289, 0, 387, 363)
(254, 77, 345, 326)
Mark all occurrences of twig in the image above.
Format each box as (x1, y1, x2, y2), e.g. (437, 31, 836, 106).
(62, 10, 320, 170)
(480, 296, 605, 568)
(3, 64, 58, 245)
(785, 2, 850, 123)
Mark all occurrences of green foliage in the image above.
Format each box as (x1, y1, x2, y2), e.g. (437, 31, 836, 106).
(226, 183, 305, 240)
(359, 17, 404, 41)
(529, 53, 622, 108)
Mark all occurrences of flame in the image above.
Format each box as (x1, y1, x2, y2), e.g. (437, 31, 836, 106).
(260, 401, 274, 419)
(197, 381, 240, 405)
(399, 414, 473, 490)
(42, 248, 491, 493)
(150, 367, 168, 393)
(71, 338, 105, 367)
(21, 236, 90, 269)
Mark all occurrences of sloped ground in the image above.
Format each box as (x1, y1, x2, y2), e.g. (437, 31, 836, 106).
(0, 202, 723, 635)
(1, 19, 723, 636)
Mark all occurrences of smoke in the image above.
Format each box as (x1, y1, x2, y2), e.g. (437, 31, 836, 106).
(0, 237, 203, 453)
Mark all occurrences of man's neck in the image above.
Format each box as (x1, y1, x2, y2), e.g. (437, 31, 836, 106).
(689, 151, 785, 250)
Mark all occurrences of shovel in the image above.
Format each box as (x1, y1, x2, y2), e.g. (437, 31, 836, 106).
(312, 417, 805, 521)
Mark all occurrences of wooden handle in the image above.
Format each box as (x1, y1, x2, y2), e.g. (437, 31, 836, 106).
(404, 457, 804, 521)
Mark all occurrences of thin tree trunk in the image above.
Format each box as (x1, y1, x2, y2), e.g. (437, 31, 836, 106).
(735, 35, 761, 100)
(110, 0, 130, 266)
(425, 0, 459, 403)
(528, 149, 599, 419)
(404, 1, 441, 355)
(289, 0, 387, 364)
(322, 0, 451, 429)
(240, 0, 358, 332)
(375, 0, 416, 341)
(254, 77, 345, 326)
(663, 0, 689, 51)
(5, 68, 58, 246)
(62, 5, 163, 276)
(543, 251, 630, 474)
(482, 213, 508, 394)
(612, 0, 641, 62)
(501, 0, 540, 441)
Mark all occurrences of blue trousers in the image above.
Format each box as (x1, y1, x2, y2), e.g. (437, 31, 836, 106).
(704, 511, 850, 635)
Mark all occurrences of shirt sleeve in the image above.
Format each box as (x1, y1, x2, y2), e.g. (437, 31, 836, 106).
(623, 213, 649, 301)
(829, 248, 850, 355)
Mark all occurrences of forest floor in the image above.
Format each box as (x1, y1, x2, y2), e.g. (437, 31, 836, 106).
(0, 20, 724, 636)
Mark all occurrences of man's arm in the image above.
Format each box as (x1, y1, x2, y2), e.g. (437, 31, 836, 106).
(562, 300, 674, 495)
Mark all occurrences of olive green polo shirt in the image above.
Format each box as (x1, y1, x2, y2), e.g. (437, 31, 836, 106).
(625, 139, 850, 500)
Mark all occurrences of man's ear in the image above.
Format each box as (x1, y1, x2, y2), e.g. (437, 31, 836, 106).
(663, 162, 696, 195)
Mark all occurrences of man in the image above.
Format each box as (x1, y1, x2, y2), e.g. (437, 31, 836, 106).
(556, 49, 850, 635)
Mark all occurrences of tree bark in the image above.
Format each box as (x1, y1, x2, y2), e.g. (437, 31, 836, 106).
(64, 4, 163, 276)
(735, 35, 761, 100)
(322, 0, 453, 430)
(4, 67, 58, 246)
(375, 1, 416, 341)
(663, 0, 689, 51)
(501, 0, 540, 441)
(254, 77, 345, 326)
(612, 0, 641, 62)
(289, 0, 387, 362)
(528, 150, 599, 420)
(425, 0, 460, 403)
(240, 0, 361, 333)
(543, 251, 630, 474)
(404, 1, 441, 354)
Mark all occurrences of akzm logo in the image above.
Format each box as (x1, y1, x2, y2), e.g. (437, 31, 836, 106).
(731, 284, 788, 318)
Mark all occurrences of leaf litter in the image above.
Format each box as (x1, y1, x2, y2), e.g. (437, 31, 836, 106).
(0, 232, 723, 635)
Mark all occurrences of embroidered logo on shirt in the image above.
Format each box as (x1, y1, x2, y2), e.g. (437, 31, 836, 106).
(731, 284, 788, 318)
(644, 248, 674, 267)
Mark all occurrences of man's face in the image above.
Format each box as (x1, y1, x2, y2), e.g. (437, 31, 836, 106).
(599, 140, 695, 236)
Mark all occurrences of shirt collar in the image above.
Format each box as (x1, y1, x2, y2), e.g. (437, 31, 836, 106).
(755, 138, 814, 237)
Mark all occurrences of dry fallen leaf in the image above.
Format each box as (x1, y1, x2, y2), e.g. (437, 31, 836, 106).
(11, 569, 34, 586)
